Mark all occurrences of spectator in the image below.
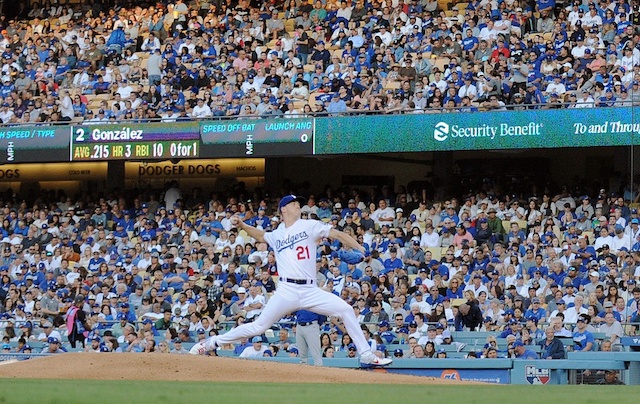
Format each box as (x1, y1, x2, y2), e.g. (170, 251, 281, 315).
(539, 326, 566, 359)
(513, 339, 539, 359)
(596, 370, 625, 385)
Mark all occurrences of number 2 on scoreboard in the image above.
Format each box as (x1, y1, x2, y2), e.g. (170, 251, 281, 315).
(296, 246, 310, 260)
(75, 128, 86, 142)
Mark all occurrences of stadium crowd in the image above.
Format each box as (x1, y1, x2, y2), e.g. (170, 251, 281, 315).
(0, 0, 638, 369)
(0, 0, 639, 124)
(0, 178, 637, 365)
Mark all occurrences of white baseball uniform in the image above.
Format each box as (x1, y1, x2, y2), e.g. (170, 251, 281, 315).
(207, 218, 373, 355)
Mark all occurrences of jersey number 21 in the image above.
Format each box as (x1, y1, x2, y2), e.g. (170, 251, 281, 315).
(296, 246, 310, 260)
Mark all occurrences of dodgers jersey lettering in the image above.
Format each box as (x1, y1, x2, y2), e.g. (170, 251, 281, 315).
(264, 219, 332, 280)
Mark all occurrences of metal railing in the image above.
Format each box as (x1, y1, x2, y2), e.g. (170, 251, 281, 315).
(3, 100, 639, 127)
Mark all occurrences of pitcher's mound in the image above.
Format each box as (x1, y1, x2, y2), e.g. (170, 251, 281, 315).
(0, 353, 470, 384)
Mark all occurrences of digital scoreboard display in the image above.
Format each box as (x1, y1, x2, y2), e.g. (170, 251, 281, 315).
(70, 122, 201, 161)
(0, 118, 316, 163)
(0, 126, 70, 163)
(200, 118, 315, 157)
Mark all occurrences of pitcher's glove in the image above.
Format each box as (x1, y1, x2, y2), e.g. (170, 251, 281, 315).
(338, 249, 365, 264)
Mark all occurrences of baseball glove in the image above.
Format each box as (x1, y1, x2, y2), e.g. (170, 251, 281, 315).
(338, 249, 365, 264)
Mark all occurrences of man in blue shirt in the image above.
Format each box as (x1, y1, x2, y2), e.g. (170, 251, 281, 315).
(327, 92, 347, 115)
(315, 199, 332, 220)
(462, 28, 479, 57)
(573, 315, 595, 351)
(499, 318, 522, 338)
(513, 339, 539, 359)
(425, 285, 445, 306)
(383, 247, 403, 271)
(527, 254, 549, 279)
(595, 300, 623, 323)
(525, 82, 546, 107)
(524, 297, 547, 323)
(575, 237, 597, 266)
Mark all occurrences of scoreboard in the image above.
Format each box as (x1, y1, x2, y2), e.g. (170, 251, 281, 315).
(70, 122, 201, 161)
(0, 118, 316, 164)
(0, 126, 70, 164)
(200, 117, 314, 157)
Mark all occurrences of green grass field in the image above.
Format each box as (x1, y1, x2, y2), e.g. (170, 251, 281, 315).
(0, 380, 637, 404)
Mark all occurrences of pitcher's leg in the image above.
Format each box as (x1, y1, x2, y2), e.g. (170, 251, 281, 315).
(216, 290, 297, 345)
(301, 288, 370, 355)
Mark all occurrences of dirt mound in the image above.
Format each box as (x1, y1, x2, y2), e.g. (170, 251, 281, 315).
(0, 353, 466, 384)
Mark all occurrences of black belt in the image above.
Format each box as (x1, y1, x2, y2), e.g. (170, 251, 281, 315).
(298, 321, 317, 326)
(280, 277, 315, 285)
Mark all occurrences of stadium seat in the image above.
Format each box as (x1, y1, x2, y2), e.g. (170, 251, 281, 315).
(308, 91, 322, 105)
(266, 39, 278, 48)
(433, 57, 450, 72)
(383, 81, 401, 91)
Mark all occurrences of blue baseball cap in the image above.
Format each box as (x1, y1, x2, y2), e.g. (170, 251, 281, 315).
(251, 336, 263, 343)
(289, 347, 299, 354)
(278, 195, 306, 211)
(512, 340, 524, 347)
